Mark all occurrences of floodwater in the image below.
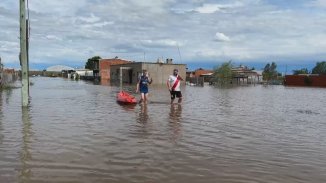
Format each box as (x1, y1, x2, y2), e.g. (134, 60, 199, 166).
(1, 77, 326, 183)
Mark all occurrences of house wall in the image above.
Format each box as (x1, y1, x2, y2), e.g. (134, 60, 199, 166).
(143, 63, 186, 85)
(110, 62, 186, 85)
(110, 63, 142, 84)
(285, 75, 326, 87)
(99, 59, 131, 81)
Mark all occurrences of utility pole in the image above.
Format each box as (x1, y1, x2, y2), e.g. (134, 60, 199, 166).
(20, 0, 29, 107)
(0, 56, 3, 70)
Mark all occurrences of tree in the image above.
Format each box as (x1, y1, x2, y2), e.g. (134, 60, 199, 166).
(212, 61, 234, 85)
(85, 56, 101, 70)
(293, 68, 309, 75)
(312, 61, 326, 75)
(262, 62, 278, 81)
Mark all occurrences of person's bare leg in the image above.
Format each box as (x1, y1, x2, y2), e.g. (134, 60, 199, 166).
(178, 97, 182, 103)
(144, 93, 149, 104)
(139, 93, 145, 104)
(171, 98, 175, 104)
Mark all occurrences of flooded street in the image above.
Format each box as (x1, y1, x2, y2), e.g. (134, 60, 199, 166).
(1, 77, 326, 183)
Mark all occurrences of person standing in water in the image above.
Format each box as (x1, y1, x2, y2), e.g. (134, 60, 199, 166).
(136, 69, 152, 104)
(167, 69, 184, 104)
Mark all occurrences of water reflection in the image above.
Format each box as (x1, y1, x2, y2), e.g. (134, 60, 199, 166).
(100, 79, 110, 86)
(0, 88, 14, 105)
(0, 92, 3, 144)
(4, 89, 13, 104)
(137, 104, 149, 124)
(19, 107, 33, 182)
(169, 104, 182, 123)
(169, 104, 182, 142)
(119, 103, 137, 111)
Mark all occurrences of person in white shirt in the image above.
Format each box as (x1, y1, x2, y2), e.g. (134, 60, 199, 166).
(166, 69, 184, 104)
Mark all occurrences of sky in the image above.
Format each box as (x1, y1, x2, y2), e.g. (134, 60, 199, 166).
(1, 0, 326, 71)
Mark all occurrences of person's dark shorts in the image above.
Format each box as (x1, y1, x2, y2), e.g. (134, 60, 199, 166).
(140, 88, 148, 94)
(170, 90, 182, 100)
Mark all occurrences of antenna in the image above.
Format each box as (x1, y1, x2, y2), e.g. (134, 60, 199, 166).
(177, 44, 182, 63)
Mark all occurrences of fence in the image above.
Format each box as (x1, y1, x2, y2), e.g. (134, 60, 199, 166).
(284, 75, 326, 87)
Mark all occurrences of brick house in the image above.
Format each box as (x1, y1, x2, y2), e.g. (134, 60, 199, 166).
(99, 58, 132, 81)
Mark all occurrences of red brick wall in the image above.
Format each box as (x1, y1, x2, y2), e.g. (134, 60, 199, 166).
(285, 75, 326, 87)
(99, 59, 131, 80)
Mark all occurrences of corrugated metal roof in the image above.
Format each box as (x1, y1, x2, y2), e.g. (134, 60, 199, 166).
(46, 65, 75, 72)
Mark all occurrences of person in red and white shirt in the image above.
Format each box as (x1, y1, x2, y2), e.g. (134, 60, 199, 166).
(167, 69, 184, 104)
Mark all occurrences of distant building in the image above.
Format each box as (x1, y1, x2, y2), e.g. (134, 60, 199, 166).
(187, 65, 262, 85)
(46, 65, 74, 72)
(75, 69, 93, 77)
(187, 68, 214, 77)
(231, 65, 262, 84)
(110, 61, 186, 85)
(186, 68, 214, 86)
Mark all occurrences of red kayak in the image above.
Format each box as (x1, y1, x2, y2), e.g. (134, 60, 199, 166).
(117, 91, 137, 104)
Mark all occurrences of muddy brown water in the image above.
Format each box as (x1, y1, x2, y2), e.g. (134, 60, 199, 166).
(1, 77, 326, 183)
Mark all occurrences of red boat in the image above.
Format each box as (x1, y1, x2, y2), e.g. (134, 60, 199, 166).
(116, 91, 137, 104)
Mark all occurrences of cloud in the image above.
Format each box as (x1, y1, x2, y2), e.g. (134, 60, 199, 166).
(0, 41, 19, 53)
(1, 0, 326, 69)
(45, 35, 62, 41)
(78, 14, 101, 23)
(194, 4, 222, 14)
(141, 39, 181, 47)
(172, 1, 247, 14)
(81, 21, 115, 28)
(309, 0, 326, 8)
(214, 32, 230, 42)
(29, 0, 88, 15)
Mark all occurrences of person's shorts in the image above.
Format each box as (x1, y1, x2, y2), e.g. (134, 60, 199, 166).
(140, 88, 148, 94)
(170, 90, 182, 100)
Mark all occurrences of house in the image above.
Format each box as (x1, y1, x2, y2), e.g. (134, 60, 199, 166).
(194, 68, 214, 77)
(231, 65, 262, 84)
(110, 59, 186, 85)
(99, 58, 132, 81)
(186, 68, 214, 86)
